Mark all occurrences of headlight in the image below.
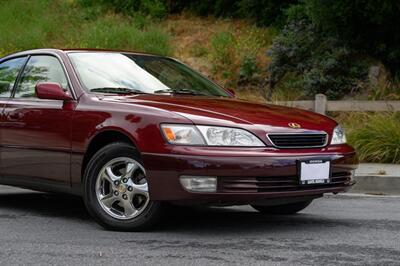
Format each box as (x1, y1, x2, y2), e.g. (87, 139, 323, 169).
(197, 125, 264, 146)
(161, 124, 265, 147)
(331, 125, 347, 144)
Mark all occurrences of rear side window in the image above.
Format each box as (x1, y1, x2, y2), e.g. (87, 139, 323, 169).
(0, 57, 27, 97)
(15, 55, 68, 98)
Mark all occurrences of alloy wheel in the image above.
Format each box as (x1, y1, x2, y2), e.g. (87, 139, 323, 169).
(95, 157, 149, 220)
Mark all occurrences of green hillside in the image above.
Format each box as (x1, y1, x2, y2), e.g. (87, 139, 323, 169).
(1, 0, 399, 163)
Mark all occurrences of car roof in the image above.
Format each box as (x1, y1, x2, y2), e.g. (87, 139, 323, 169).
(62, 48, 159, 56)
(1, 48, 161, 61)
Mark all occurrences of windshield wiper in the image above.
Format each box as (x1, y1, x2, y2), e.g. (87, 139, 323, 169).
(154, 88, 207, 96)
(90, 87, 148, 95)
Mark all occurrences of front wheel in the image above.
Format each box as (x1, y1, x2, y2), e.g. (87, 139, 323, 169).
(83, 142, 162, 231)
(251, 200, 313, 215)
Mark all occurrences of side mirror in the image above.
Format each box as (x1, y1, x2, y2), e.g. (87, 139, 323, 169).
(226, 88, 236, 97)
(35, 82, 72, 101)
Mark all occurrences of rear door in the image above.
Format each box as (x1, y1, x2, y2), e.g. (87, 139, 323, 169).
(0, 55, 75, 188)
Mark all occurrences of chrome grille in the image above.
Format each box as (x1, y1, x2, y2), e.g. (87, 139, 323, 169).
(267, 133, 328, 148)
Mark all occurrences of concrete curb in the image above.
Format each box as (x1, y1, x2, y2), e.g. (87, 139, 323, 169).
(352, 163, 400, 195)
(356, 163, 400, 177)
(351, 175, 400, 195)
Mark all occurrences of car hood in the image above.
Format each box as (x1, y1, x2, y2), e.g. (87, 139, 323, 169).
(99, 95, 337, 133)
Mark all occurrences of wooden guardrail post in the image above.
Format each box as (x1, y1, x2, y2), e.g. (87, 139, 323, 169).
(314, 94, 327, 115)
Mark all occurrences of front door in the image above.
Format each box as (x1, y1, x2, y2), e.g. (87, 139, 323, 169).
(1, 55, 74, 188)
(0, 56, 29, 179)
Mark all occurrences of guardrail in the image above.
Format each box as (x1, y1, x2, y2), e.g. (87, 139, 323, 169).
(267, 94, 400, 115)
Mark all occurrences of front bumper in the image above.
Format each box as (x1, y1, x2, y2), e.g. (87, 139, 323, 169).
(142, 145, 358, 203)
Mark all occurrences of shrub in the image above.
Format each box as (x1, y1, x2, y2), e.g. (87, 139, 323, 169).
(78, 0, 167, 19)
(268, 19, 368, 99)
(236, 0, 296, 27)
(168, 0, 238, 18)
(209, 26, 272, 85)
(239, 55, 257, 80)
(270, 72, 305, 101)
(210, 31, 236, 71)
(305, 0, 400, 76)
(347, 113, 400, 164)
(169, 0, 297, 27)
(268, 0, 400, 99)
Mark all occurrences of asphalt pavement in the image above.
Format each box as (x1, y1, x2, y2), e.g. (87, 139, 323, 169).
(0, 185, 399, 265)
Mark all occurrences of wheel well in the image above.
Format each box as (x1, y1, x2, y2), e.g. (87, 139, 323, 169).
(82, 131, 136, 177)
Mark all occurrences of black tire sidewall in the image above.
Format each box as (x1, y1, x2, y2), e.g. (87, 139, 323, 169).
(83, 142, 161, 231)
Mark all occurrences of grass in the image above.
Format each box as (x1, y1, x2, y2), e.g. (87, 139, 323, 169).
(210, 31, 236, 69)
(2, 0, 398, 104)
(79, 15, 171, 55)
(0, 0, 63, 54)
(0, 0, 171, 57)
(335, 112, 400, 164)
(0, 1, 274, 100)
(164, 15, 274, 95)
(368, 80, 400, 100)
(1, 1, 399, 165)
(0, 0, 274, 100)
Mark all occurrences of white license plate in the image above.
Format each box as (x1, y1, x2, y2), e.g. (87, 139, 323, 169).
(299, 160, 331, 185)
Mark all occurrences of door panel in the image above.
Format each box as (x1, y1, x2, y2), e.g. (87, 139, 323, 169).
(0, 56, 29, 180)
(1, 99, 73, 184)
(0, 55, 74, 187)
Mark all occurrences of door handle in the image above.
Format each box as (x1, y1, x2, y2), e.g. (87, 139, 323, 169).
(8, 113, 19, 120)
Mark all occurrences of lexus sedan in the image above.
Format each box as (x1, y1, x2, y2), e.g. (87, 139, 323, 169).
(0, 49, 357, 231)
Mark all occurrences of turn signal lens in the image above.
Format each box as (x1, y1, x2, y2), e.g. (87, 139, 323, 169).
(163, 127, 175, 142)
(161, 124, 205, 145)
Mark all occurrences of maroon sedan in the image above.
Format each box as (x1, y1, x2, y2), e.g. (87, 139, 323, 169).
(0, 49, 357, 230)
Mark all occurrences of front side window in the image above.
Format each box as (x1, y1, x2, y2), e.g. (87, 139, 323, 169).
(0, 57, 27, 97)
(68, 52, 229, 97)
(15, 55, 68, 98)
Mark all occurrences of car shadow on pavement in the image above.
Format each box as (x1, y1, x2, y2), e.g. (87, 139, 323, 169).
(159, 204, 352, 233)
(0, 190, 352, 233)
(0, 191, 90, 220)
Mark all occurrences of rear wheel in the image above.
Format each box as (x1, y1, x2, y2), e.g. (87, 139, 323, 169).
(251, 200, 313, 215)
(83, 142, 162, 231)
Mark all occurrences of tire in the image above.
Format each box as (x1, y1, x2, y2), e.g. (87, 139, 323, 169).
(83, 142, 162, 231)
(251, 200, 313, 215)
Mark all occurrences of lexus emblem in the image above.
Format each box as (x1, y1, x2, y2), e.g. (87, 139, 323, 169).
(288, 122, 301, 129)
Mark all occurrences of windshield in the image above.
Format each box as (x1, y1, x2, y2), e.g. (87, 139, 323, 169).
(68, 52, 229, 97)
